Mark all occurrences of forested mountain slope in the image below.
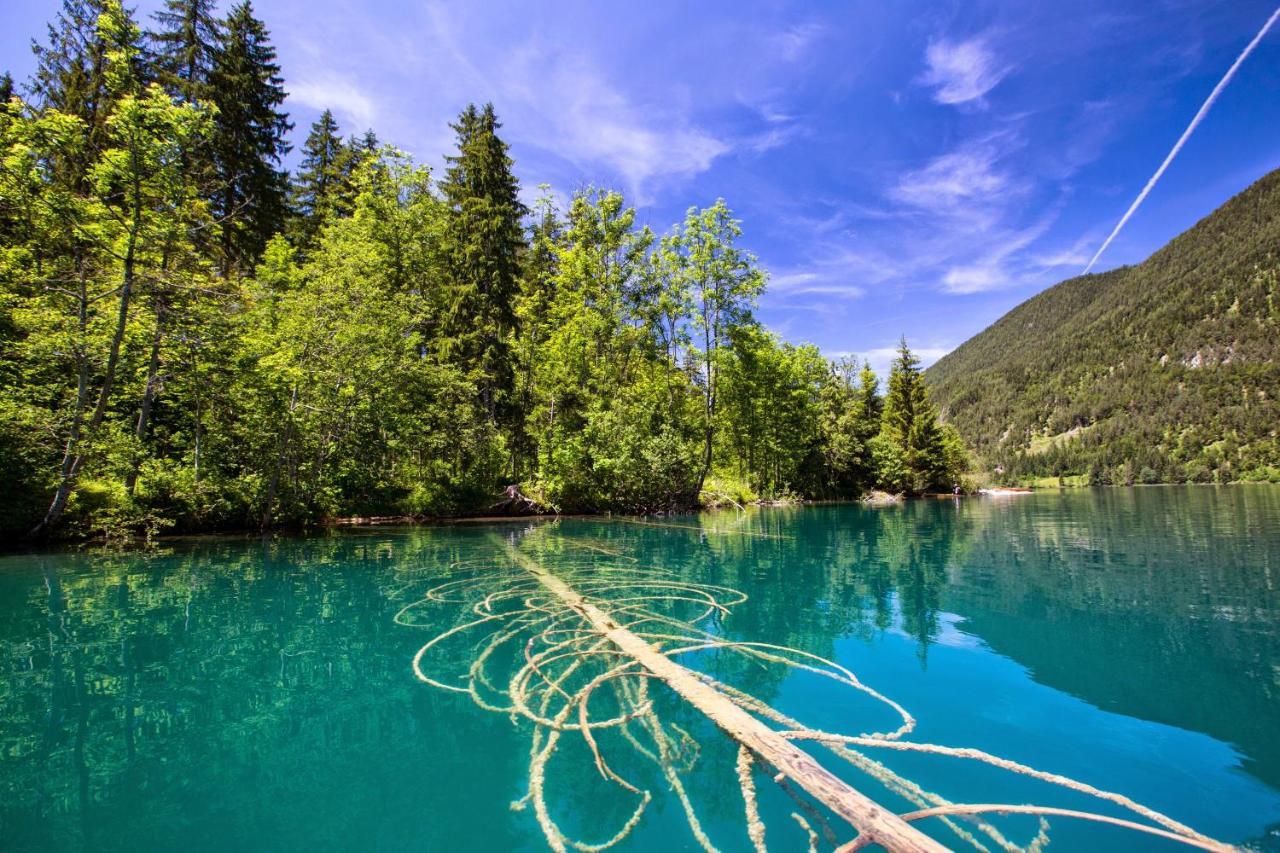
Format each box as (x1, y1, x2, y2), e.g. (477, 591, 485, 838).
(926, 167, 1280, 484)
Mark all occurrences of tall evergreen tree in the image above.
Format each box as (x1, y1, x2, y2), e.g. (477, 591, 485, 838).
(356, 128, 379, 153)
(148, 0, 220, 103)
(856, 361, 882, 439)
(288, 109, 345, 250)
(208, 0, 290, 275)
(29, 0, 144, 184)
(0, 73, 14, 104)
(30, 0, 112, 114)
(438, 102, 527, 423)
(878, 338, 948, 491)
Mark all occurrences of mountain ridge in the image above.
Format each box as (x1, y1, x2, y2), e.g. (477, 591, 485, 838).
(926, 166, 1280, 484)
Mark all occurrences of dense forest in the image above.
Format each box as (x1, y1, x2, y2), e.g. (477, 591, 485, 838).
(0, 0, 965, 540)
(927, 167, 1280, 487)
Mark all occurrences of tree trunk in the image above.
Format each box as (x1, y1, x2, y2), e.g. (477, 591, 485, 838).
(34, 241, 137, 536)
(261, 385, 298, 529)
(696, 322, 714, 498)
(500, 538, 947, 853)
(32, 260, 91, 537)
(126, 298, 166, 494)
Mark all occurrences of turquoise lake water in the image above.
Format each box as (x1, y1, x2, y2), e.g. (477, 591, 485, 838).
(1, 486, 1278, 851)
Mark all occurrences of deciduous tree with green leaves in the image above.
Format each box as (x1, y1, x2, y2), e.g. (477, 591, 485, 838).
(667, 199, 765, 495)
(5, 0, 212, 535)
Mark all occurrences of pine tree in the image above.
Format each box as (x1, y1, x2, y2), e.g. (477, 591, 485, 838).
(148, 0, 220, 103)
(855, 360, 881, 443)
(288, 109, 345, 250)
(0, 73, 14, 104)
(30, 0, 112, 115)
(209, 0, 290, 275)
(438, 102, 527, 423)
(29, 0, 143, 184)
(879, 337, 948, 491)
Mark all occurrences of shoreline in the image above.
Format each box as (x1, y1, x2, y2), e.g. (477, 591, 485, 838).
(10, 483, 1279, 552)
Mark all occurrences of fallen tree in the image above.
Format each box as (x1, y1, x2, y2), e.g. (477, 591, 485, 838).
(399, 530, 1235, 852)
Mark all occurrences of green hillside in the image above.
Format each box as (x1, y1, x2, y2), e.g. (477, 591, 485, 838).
(926, 167, 1280, 485)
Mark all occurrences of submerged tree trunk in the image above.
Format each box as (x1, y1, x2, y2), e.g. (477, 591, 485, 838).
(499, 539, 948, 853)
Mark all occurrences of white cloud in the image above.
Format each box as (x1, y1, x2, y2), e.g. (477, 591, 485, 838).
(768, 245, 906, 301)
(770, 271, 822, 289)
(919, 35, 1011, 107)
(742, 123, 808, 156)
(828, 345, 953, 379)
(891, 140, 1014, 214)
(1032, 235, 1097, 270)
(942, 266, 1007, 294)
(847, 131, 1074, 296)
(938, 210, 1060, 293)
(289, 74, 378, 132)
(496, 46, 728, 203)
(790, 283, 866, 297)
(774, 23, 825, 62)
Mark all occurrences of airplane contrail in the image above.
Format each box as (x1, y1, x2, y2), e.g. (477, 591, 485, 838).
(1082, 4, 1280, 274)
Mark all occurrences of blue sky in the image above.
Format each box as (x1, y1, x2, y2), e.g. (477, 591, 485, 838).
(5, 0, 1280, 376)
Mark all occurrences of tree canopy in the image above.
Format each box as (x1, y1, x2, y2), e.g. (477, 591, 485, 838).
(1, 0, 967, 540)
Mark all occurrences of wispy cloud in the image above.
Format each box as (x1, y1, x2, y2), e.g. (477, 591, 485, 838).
(938, 210, 1059, 293)
(289, 74, 378, 132)
(743, 123, 807, 156)
(888, 134, 1029, 251)
(768, 243, 909, 301)
(941, 266, 1006, 294)
(774, 23, 826, 62)
(891, 140, 1015, 214)
(919, 34, 1012, 107)
(770, 270, 866, 298)
(506, 52, 729, 203)
(1031, 231, 1100, 270)
(825, 345, 953, 379)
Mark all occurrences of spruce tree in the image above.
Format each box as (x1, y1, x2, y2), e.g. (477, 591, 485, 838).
(847, 360, 882, 488)
(30, 0, 112, 115)
(288, 109, 345, 250)
(209, 0, 290, 275)
(438, 102, 527, 422)
(855, 361, 881, 439)
(149, 0, 220, 103)
(29, 0, 143, 183)
(356, 128, 379, 153)
(879, 338, 948, 491)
